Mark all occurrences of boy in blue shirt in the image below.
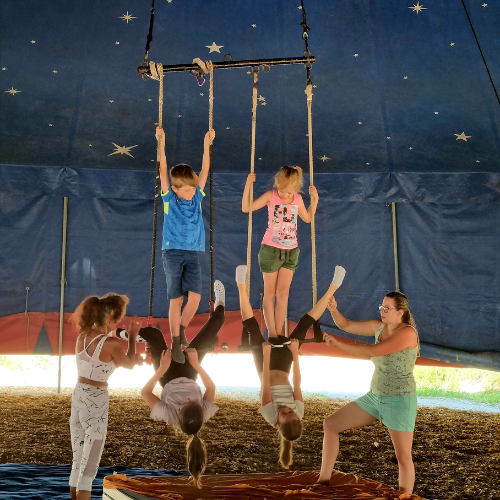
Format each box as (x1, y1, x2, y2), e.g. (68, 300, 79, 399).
(156, 127, 215, 363)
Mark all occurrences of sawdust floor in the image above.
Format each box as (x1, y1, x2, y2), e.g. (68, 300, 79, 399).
(1, 390, 498, 500)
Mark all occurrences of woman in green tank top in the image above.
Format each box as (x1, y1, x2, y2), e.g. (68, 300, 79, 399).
(317, 292, 419, 495)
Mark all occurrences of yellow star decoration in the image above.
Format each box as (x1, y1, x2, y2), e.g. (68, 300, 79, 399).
(119, 12, 136, 23)
(206, 42, 223, 53)
(409, 2, 427, 14)
(404, 76, 408, 79)
(313, 85, 317, 88)
(5, 87, 21, 96)
(115, 41, 120, 45)
(455, 132, 471, 141)
(226, 127, 230, 130)
(48, 124, 53, 127)
(148, 99, 152, 102)
(358, 122, 362, 125)
(450, 43, 455, 46)
(319, 155, 330, 162)
(31, 40, 36, 44)
(409, 147, 413, 150)
(109, 143, 138, 158)
(109, 100, 114, 103)
(261, 102, 267, 106)
(251, 24, 257, 28)
(2, 68, 6, 71)
(476, 160, 480, 163)
(354, 54, 359, 57)
(200, 93, 204, 96)
(387, 137, 391, 139)
(258, 95, 266, 102)
(482, 3, 487, 7)
(89, 144, 92, 147)
(178, 114, 182, 117)
(366, 163, 370, 165)
(434, 111, 439, 114)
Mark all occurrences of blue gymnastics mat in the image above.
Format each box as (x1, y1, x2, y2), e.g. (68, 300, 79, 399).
(0, 463, 188, 500)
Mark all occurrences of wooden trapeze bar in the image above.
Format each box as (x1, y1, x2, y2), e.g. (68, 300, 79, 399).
(137, 55, 316, 76)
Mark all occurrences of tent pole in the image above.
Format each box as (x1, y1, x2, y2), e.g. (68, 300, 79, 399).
(391, 202, 400, 292)
(57, 197, 68, 394)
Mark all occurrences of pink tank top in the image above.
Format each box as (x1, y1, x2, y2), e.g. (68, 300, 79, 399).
(261, 191, 300, 249)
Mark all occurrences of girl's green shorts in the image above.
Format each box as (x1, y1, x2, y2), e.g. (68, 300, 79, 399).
(355, 391, 417, 432)
(258, 244, 300, 273)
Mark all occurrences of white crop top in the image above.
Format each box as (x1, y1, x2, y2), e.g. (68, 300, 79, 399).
(76, 334, 116, 383)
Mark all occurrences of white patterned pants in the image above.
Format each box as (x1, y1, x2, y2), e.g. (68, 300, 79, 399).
(69, 383, 109, 491)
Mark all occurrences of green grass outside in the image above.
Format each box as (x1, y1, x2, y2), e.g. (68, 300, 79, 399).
(416, 387, 500, 404)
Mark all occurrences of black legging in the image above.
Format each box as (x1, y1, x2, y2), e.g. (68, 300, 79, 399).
(139, 305, 225, 387)
(242, 314, 315, 375)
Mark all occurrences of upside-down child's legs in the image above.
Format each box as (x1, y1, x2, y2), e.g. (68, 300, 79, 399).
(274, 267, 294, 336)
(262, 271, 279, 337)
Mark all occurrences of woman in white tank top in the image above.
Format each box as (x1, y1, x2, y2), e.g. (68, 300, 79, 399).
(69, 293, 143, 500)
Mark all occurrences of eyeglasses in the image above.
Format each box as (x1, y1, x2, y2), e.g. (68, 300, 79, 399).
(378, 304, 397, 313)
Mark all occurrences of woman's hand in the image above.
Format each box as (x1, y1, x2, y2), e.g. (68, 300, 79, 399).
(159, 349, 172, 371)
(323, 333, 340, 348)
(327, 296, 338, 313)
(247, 173, 256, 184)
(262, 341, 271, 356)
(186, 347, 199, 366)
(128, 316, 142, 340)
(289, 338, 300, 355)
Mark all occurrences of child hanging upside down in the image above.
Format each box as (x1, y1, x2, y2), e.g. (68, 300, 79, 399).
(242, 166, 319, 337)
(156, 126, 215, 363)
(235, 264, 345, 469)
(139, 280, 226, 488)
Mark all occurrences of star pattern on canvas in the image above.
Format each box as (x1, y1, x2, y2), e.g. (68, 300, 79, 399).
(109, 143, 138, 158)
(434, 111, 439, 114)
(409, 147, 413, 150)
(226, 127, 230, 130)
(358, 122, 362, 125)
(450, 43, 455, 46)
(178, 114, 182, 117)
(476, 160, 480, 163)
(482, 3, 487, 7)
(387, 137, 391, 139)
(5, 87, 21, 96)
(109, 100, 114, 103)
(258, 95, 266, 102)
(313, 85, 317, 88)
(251, 24, 257, 28)
(261, 101, 267, 106)
(148, 99, 152, 102)
(115, 41, 120, 45)
(88, 144, 92, 147)
(31, 40, 36, 44)
(206, 42, 223, 53)
(319, 155, 330, 162)
(298, 6, 303, 9)
(1, 68, 6, 71)
(366, 163, 370, 165)
(119, 12, 136, 23)
(200, 93, 204, 96)
(409, 2, 427, 14)
(404, 76, 408, 79)
(247, 71, 251, 74)
(48, 124, 53, 127)
(455, 132, 471, 141)
(354, 54, 359, 57)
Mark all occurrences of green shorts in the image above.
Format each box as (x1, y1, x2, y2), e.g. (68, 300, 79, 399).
(258, 244, 300, 273)
(355, 391, 417, 432)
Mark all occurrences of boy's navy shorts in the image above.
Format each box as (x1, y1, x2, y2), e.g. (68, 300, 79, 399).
(162, 249, 202, 299)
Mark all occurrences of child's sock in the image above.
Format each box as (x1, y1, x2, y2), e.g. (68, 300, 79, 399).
(236, 265, 247, 284)
(171, 336, 185, 364)
(332, 266, 346, 286)
(179, 325, 189, 347)
(214, 280, 225, 306)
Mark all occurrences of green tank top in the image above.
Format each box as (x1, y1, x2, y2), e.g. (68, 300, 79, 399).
(370, 324, 418, 397)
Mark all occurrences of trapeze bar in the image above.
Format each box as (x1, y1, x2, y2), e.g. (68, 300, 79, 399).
(137, 56, 315, 75)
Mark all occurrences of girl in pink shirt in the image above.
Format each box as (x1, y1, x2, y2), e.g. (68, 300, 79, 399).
(242, 166, 319, 337)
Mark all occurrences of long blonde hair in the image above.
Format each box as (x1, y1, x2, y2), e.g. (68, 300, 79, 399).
(385, 291, 420, 354)
(179, 403, 206, 488)
(278, 419, 302, 469)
